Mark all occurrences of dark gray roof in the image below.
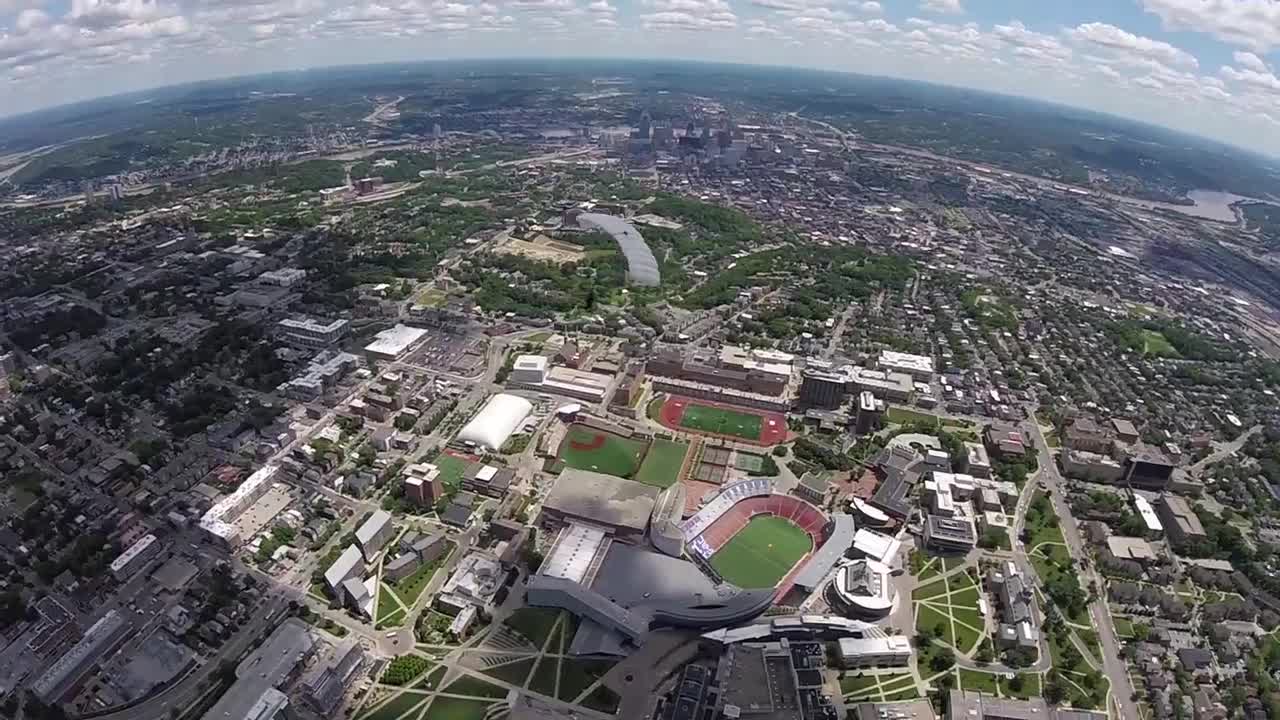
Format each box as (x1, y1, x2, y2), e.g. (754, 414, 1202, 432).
(542, 469, 659, 533)
(441, 503, 472, 527)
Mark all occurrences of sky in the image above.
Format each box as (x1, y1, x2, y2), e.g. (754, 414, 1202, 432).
(3, 0, 1280, 154)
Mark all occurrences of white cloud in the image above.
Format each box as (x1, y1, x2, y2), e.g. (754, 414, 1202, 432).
(993, 20, 1071, 60)
(15, 8, 50, 31)
(858, 1, 881, 12)
(1068, 22, 1198, 68)
(1222, 63, 1280, 91)
(641, 0, 736, 31)
(1233, 50, 1269, 72)
(919, 0, 962, 15)
(1141, 0, 1280, 51)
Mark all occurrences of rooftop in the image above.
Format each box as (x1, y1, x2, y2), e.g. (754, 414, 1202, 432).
(363, 324, 428, 357)
(542, 468, 660, 533)
(199, 619, 313, 720)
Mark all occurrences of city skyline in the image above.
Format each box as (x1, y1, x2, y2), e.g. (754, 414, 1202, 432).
(3, 0, 1280, 156)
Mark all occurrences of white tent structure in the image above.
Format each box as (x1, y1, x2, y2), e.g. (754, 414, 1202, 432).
(456, 394, 534, 451)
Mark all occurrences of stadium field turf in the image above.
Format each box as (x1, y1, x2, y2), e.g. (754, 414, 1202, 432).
(709, 516, 812, 588)
(557, 425, 647, 478)
(678, 404, 764, 441)
(634, 439, 689, 488)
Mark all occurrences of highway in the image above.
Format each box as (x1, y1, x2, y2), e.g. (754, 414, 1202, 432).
(1024, 419, 1139, 720)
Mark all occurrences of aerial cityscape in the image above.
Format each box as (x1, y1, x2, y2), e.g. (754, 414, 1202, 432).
(3, 25, 1280, 720)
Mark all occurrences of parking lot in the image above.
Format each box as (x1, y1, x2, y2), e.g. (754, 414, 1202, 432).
(402, 329, 484, 377)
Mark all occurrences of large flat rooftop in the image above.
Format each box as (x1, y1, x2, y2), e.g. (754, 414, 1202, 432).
(541, 468, 660, 534)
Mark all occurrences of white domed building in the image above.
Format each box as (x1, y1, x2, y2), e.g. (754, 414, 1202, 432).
(826, 559, 897, 621)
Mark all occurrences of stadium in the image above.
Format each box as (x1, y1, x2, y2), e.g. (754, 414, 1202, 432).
(682, 478, 852, 600)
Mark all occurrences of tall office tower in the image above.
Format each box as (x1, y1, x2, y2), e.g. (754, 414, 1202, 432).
(638, 110, 652, 139)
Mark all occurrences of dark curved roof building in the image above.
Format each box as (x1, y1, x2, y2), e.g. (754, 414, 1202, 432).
(528, 527, 772, 656)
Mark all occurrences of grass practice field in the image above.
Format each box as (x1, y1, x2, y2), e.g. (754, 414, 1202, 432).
(710, 516, 813, 589)
(557, 425, 647, 478)
(633, 439, 689, 488)
(679, 404, 763, 441)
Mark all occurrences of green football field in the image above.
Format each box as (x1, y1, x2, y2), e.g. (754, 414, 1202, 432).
(634, 439, 689, 488)
(679, 404, 764, 441)
(709, 516, 813, 588)
(557, 425, 647, 478)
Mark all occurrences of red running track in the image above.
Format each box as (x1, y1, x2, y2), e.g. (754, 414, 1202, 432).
(657, 396, 789, 447)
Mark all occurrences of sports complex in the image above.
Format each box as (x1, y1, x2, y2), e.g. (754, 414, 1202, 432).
(555, 422, 691, 488)
(683, 478, 850, 598)
(654, 395, 788, 446)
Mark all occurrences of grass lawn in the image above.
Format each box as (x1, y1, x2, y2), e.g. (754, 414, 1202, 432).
(1112, 617, 1135, 639)
(916, 604, 953, 640)
(417, 666, 447, 690)
(413, 287, 448, 307)
(949, 586, 981, 608)
(1141, 329, 1180, 358)
(917, 556, 942, 582)
(481, 658, 536, 687)
(959, 669, 1000, 695)
(709, 515, 812, 588)
(376, 603, 406, 629)
(444, 674, 509, 699)
(679, 403, 764, 441)
(360, 692, 430, 720)
(421, 697, 496, 720)
(558, 425, 647, 478)
(528, 656, 559, 695)
(391, 545, 455, 607)
(886, 406, 942, 428)
(557, 659, 617, 702)
(913, 579, 951, 601)
(999, 673, 1042, 700)
(942, 556, 969, 572)
(839, 675, 883, 694)
(433, 453, 469, 491)
(582, 685, 621, 713)
(952, 621, 984, 654)
(883, 687, 922, 701)
(634, 439, 689, 488)
(503, 608, 562, 648)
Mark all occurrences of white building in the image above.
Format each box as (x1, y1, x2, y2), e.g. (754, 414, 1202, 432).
(277, 317, 349, 349)
(355, 510, 394, 560)
(324, 545, 364, 595)
(198, 465, 280, 547)
(456, 394, 534, 451)
(364, 325, 428, 361)
(510, 355, 549, 385)
(878, 350, 935, 381)
(257, 268, 307, 287)
(838, 636, 912, 668)
(437, 551, 504, 614)
(110, 534, 160, 580)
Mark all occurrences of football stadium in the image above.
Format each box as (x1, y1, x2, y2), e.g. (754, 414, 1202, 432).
(527, 469, 863, 658)
(682, 478, 852, 599)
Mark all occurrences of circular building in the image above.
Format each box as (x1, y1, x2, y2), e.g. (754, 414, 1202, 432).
(826, 559, 896, 621)
(851, 498, 891, 529)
